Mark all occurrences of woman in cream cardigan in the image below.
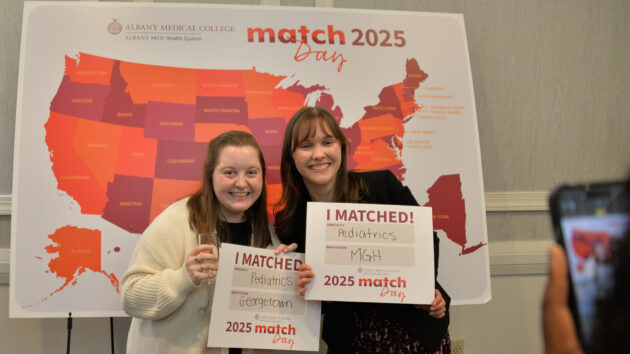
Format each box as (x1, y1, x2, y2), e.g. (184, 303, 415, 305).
(121, 131, 284, 354)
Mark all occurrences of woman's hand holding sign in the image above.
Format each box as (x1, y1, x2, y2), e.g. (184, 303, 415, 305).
(274, 243, 298, 255)
(296, 263, 315, 296)
(417, 289, 447, 319)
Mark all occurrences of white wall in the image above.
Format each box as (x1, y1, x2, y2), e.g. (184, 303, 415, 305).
(449, 241, 551, 353)
(0, 285, 131, 354)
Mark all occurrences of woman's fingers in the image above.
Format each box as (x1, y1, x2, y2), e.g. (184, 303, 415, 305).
(297, 276, 313, 296)
(296, 263, 314, 296)
(296, 275, 313, 287)
(416, 289, 446, 319)
(428, 289, 446, 318)
(196, 251, 218, 263)
(431, 289, 445, 309)
(417, 304, 430, 311)
(185, 245, 219, 285)
(429, 307, 446, 319)
(273, 243, 299, 254)
(298, 263, 312, 272)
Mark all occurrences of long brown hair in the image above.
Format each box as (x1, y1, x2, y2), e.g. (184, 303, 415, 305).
(275, 106, 364, 240)
(187, 131, 271, 248)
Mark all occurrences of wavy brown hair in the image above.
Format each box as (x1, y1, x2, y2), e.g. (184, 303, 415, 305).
(274, 106, 365, 241)
(187, 131, 271, 248)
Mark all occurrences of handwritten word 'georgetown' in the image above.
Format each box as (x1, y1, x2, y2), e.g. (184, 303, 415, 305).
(235, 252, 302, 271)
(328, 209, 414, 223)
(239, 295, 293, 310)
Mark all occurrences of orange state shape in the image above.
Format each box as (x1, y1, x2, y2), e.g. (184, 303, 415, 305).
(267, 182, 283, 207)
(195, 123, 251, 143)
(45, 112, 108, 215)
(74, 119, 122, 192)
(197, 69, 246, 97)
(115, 126, 158, 178)
(241, 69, 285, 119)
(393, 82, 420, 117)
(357, 114, 403, 142)
(266, 182, 283, 224)
(271, 89, 307, 123)
(150, 179, 201, 222)
(352, 139, 401, 170)
(65, 53, 114, 86)
(45, 225, 101, 282)
(119, 61, 197, 105)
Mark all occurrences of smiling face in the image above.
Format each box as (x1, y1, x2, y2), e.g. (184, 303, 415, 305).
(212, 145, 263, 222)
(291, 121, 342, 201)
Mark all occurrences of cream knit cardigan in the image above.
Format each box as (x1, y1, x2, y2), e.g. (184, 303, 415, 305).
(121, 197, 281, 354)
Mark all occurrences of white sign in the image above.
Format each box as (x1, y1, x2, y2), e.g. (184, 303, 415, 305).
(208, 244, 321, 351)
(304, 202, 435, 304)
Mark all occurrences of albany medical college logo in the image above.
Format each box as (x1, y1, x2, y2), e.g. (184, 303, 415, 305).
(108, 18, 122, 35)
(105, 20, 233, 42)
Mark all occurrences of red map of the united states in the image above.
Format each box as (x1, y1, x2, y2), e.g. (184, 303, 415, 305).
(42, 52, 483, 298)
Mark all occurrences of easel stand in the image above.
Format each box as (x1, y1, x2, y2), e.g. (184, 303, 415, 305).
(66, 312, 72, 354)
(64, 313, 115, 354)
(110, 317, 115, 354)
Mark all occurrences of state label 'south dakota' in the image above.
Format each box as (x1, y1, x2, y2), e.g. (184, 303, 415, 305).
(306, 202, 435, 305)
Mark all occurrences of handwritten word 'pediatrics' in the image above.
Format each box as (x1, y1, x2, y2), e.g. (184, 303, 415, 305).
(235, 252, 302, 271)
(250, 271, 294, 287)
(328, 209, 414, 223)
(336, 226, 397, 241)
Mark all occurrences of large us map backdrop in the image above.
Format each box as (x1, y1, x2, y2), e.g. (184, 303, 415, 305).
(11, 2, 489, 317)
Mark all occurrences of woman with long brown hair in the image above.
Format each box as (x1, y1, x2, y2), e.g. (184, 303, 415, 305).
(121, 131, 279, 354)
(275, 106, 451, 353)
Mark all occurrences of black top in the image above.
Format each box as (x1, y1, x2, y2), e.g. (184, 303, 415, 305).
(275, 170, 450, 352)
(226, 220, 250, 246)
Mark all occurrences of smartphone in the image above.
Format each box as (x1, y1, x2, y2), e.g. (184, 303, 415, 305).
(549, 181, 628, 349)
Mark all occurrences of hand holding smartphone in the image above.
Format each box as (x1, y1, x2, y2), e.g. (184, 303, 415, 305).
(548, 182, 628, 350)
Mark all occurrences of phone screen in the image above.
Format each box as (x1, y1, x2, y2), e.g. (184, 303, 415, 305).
(551, 182, 628, 347)
(559, 212, 627, 343)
